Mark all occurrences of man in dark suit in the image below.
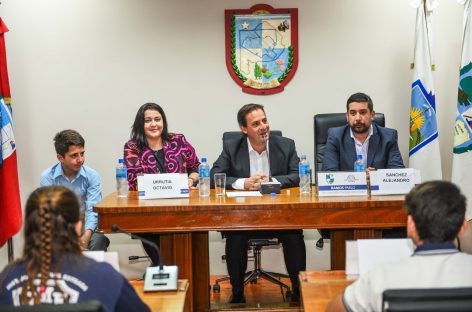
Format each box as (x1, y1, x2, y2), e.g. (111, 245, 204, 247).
(322, 92, 404, 171)
(322, 92, 406, 239)
(211, 103, 306, 304)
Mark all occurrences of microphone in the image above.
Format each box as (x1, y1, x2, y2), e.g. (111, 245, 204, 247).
(262, 133, 271, 179)
(111, 224, 163, 269)
(260, 133, 281, 194)
(128, 255, 150, 261)
(112, 224, 178, 292)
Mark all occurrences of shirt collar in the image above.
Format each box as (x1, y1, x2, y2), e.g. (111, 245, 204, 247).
(414, 242, 458, 254)
(247, 137, 268, 155)
(53, 163, 86, 181)
(349, 124, 373, 142)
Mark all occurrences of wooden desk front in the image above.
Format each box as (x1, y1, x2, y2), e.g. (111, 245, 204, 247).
(95, 188, 405, 312)
(300, 271, 354, 312)
(130, 279, 188, 312)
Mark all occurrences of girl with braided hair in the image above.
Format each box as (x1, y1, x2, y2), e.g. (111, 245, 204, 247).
(0, 186, 150, 311)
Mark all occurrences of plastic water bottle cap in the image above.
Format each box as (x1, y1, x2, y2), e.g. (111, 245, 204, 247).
(201, 157, 207, 162)
(270, 192, 276, 197)
(357, 155, 363, 159)
(118, 159, 124, 164)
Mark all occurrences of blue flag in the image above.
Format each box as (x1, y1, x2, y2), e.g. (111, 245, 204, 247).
(408, 0, 442, 181)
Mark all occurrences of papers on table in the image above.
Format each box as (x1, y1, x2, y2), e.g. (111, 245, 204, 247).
(83, 251, 120, 272)
(346, 239, 414, 276)
(226, 191, 263, 197)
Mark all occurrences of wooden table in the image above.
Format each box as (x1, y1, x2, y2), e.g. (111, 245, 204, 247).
(300, 271, 354, 312)
(95, 187, 405, 312)
(130, 279, 189, 312)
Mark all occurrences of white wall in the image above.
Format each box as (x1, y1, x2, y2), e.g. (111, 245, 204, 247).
(0, 0, 463, 276)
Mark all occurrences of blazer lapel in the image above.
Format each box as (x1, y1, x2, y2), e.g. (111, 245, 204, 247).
(143, 146, 161, 174)
(268, 138, 278, 176)
(367, 125, 380, 168)
(240, 137, 251, 177)
(343, 127, 357, 166)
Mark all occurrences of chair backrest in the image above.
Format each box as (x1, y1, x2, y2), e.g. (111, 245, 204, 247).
(313, 113, 385, 180)
(382, 288, 472, 312)
(222, 130, 282, 142)
(0, 301, 104, 312)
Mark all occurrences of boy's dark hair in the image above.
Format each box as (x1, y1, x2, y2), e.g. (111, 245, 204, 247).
(54, 130, 85, 156)
(405, 181, 466, 243)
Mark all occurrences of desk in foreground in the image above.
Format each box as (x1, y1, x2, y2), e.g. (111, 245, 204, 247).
(96, 188, 405, 311)
(130, 279, 188, 312)
(300, 271, 355, 312)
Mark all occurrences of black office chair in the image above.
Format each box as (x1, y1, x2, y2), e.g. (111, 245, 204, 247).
(382, 287, 472, 312)
(0, 301, 104, 312)
(313, 113, 385, 248)
(212, 238, 291, 298)
(313, 112, 385, 178)
(212, 130, 292, 300)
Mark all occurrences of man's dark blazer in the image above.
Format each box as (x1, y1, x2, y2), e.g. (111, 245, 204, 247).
(210, 134, 300, 189)
(322, 124, 404, 171)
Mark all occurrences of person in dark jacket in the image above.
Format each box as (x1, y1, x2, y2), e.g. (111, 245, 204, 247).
(0, 186, 150, 312)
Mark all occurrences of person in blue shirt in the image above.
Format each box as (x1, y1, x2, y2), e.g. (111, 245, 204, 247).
(0, 186, 150, 312)
(40, 129, 108, 251)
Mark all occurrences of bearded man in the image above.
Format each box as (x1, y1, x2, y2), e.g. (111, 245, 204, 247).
(322, 92, 404, 171)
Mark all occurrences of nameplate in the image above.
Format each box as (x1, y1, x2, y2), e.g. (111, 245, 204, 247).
(137, 173, 189, 199)
(317, 172, 367, 197)
(370, 168, 415, 195)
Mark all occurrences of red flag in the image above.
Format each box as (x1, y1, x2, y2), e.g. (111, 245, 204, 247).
(0, 18, 22, 247)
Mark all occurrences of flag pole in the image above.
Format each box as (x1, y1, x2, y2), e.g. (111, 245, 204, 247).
(7, 238, 14, 262)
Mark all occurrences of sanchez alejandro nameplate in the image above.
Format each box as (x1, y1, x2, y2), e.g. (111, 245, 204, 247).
(370, 168, 416, 195)
(317, 172, 368, 197)
(137, 173, 189, 199)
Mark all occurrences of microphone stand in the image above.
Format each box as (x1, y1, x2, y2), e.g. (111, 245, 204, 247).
(112, 224, 178, 292)
(260, 134, 281, 194)
(263, 134, 271, 180)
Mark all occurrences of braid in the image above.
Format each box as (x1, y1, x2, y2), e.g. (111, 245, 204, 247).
(20, 187, 78, 305)
(38, 196, 53, 301)
(20, 194, 53, 304)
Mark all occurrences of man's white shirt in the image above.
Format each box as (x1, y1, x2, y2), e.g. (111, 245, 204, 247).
(350, 125, 373, 162)
(232, 137, 278, 189)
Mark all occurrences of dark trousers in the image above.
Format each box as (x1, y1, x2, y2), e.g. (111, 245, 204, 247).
(88, 233, 110, 251)
(134, 233, 161, 266)
(224, 230, 306, 294)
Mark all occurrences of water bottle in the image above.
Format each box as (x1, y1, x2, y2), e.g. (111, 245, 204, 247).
(299, 155, 311, 194)
(116, 159, 128, 197)
(354, 155, 366, 172)
(198, 157, 210, 197)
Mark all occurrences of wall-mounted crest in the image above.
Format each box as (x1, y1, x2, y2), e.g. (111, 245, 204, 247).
(225, 4, 298, 95)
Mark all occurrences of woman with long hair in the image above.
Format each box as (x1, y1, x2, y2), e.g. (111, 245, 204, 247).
(0, 186, 150, 311)
(124, 102, 200, 190)
(124, 102, 200, 265)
